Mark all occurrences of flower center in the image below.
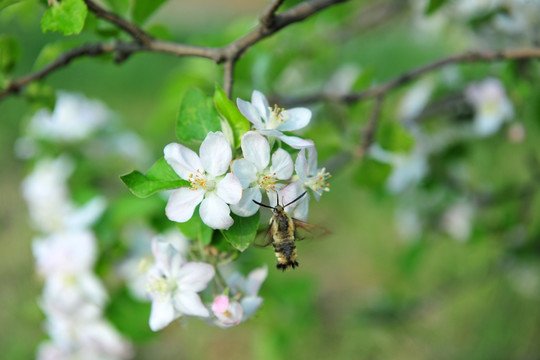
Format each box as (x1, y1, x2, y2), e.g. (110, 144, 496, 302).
(307, 168, 331, 194)
(258, 172, 278, 191)
(146, 274, 176, 301)
(188, 169, 208, 190)
(267, 105, 289, 129)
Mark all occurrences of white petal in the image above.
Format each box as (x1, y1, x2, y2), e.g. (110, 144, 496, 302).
(149, 297, 176, 331)
(173, 291, 209, 317)
(306, 145, 318, 176)
(200, 132, 232, 177)
(270, 149, 293, 180)
(246, 266, 268, 296)
(165, 188, 205, 223)
(241, 296, 263, 321)
(237, 98, 264, 129)
(241, 131, 270, 172)
(251, 90, 270, 123)
(231, 159, 258, 188)
(294, 149, 309, 183)
(292, 195, 309, 221)
(164, 143, 203, 180)
(280, 181, 303, 208)
(199, 193, 234, 229)
(230, 186, 261, 217)
(276, 107, 311, 131)
(216, 173, 243, 204)
(176, 262, 215, 293)
(278, 134, 314, 149)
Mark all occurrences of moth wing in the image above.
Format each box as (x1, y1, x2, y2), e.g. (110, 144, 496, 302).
(253, 220, 274, 248)
(293, 219, 330, 241)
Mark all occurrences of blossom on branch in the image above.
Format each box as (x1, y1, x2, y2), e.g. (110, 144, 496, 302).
(231, 131, 293, 217)
(237, 90, 314, 148)
(164, 131, 242, 229)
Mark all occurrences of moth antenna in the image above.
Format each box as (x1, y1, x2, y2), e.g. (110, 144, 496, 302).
(252, 199, 274, 209)
(284, 191, 307, 208)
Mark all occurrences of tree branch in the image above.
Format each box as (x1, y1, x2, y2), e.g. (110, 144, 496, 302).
(223, 60, 235, 99)
(83, 0, 153, 45)
(277, 47, 540, 106)
(0, 0, 348, 101)
(356, 95, 383, 158)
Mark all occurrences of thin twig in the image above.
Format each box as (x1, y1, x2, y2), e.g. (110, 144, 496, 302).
(261, 0, 285, 28)
(83, 0, 153, 45)
(0, 0, 348, 101)
(356, 95, 383, 158)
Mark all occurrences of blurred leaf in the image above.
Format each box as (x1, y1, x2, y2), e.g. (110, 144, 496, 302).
(103, 0, 129, 16)
(24, 82, 56, 110)
(120, 157, 188, 198)
(176, 88, 221, 149)
(132, 0, 168, 25)
(377, 121, 415, 153)
(106, 287, 156, 342)
(177, 208, 213, 245)
(146, 23, 172, 40)
(468, 7, 507, 29)
(41, 0, 88, 35)
(214, 86, 250, 148)
(0, 36, 20, 73)
(352, 158, 392, 190)
(0, 0, 22, 11)
(33, 41, 82, 69)
(424, 0, 449, 15)
(221, 213, 260, 251)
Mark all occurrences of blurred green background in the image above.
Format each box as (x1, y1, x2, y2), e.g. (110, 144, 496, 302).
(2, 0, 540, 359)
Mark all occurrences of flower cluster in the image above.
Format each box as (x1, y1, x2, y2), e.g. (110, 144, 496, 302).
(163, 90, 331, 229)
(20, 93, 135, 359)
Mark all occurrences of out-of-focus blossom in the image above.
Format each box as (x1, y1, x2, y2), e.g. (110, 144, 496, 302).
(370, 142, 429, 194)
(465, 78, 514, 137)
(28, 92, 109, 142)
(210, 266, 268, 328)
(281, 146, 331, 221)
(231, 131, 293, 217)
(164, 131, 242, 230)
(117, 227, 190, 301)
(507, 122, 526, 143)
(145, 238, 214, 331)
(22, 156, 106, 233)
(211, 295, 243, 328)
(237, 90, 313, 148)
(440, 201, 475, 242)
(397, 79, 434, 123)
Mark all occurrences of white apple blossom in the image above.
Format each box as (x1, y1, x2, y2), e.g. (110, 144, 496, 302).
(237, 90, 314, 148)
(28, 91, 109, 142)
(281, 146, 331, 221)
(231, 131, 293, 217)
(164, 131, 242, 230)
(145, 238, 215, 331)
(211, 295, 244, 328)
(117, 227, 190, 301)
(441, 201, 475, 242)
(465, 78, 514, 136)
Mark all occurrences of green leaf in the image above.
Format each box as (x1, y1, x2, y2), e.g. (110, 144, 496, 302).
(120, 157, 189, 198)
(221, 213, 260, 252)
(24, 82, 56, 111)
(106, 287, 156, 342)
(41, 0, 88, 35)
(0, 36, 20, 73)
(214, 86, 250, 148)
(103, 0, 129, 16)
(177, 208, 213, 245)
(132, 0, 168, 25)
(424, 0, 449, 15)
(352, 158, 392, 190)
(377, 121, 415, 153)
(176, 88, 222, 149)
